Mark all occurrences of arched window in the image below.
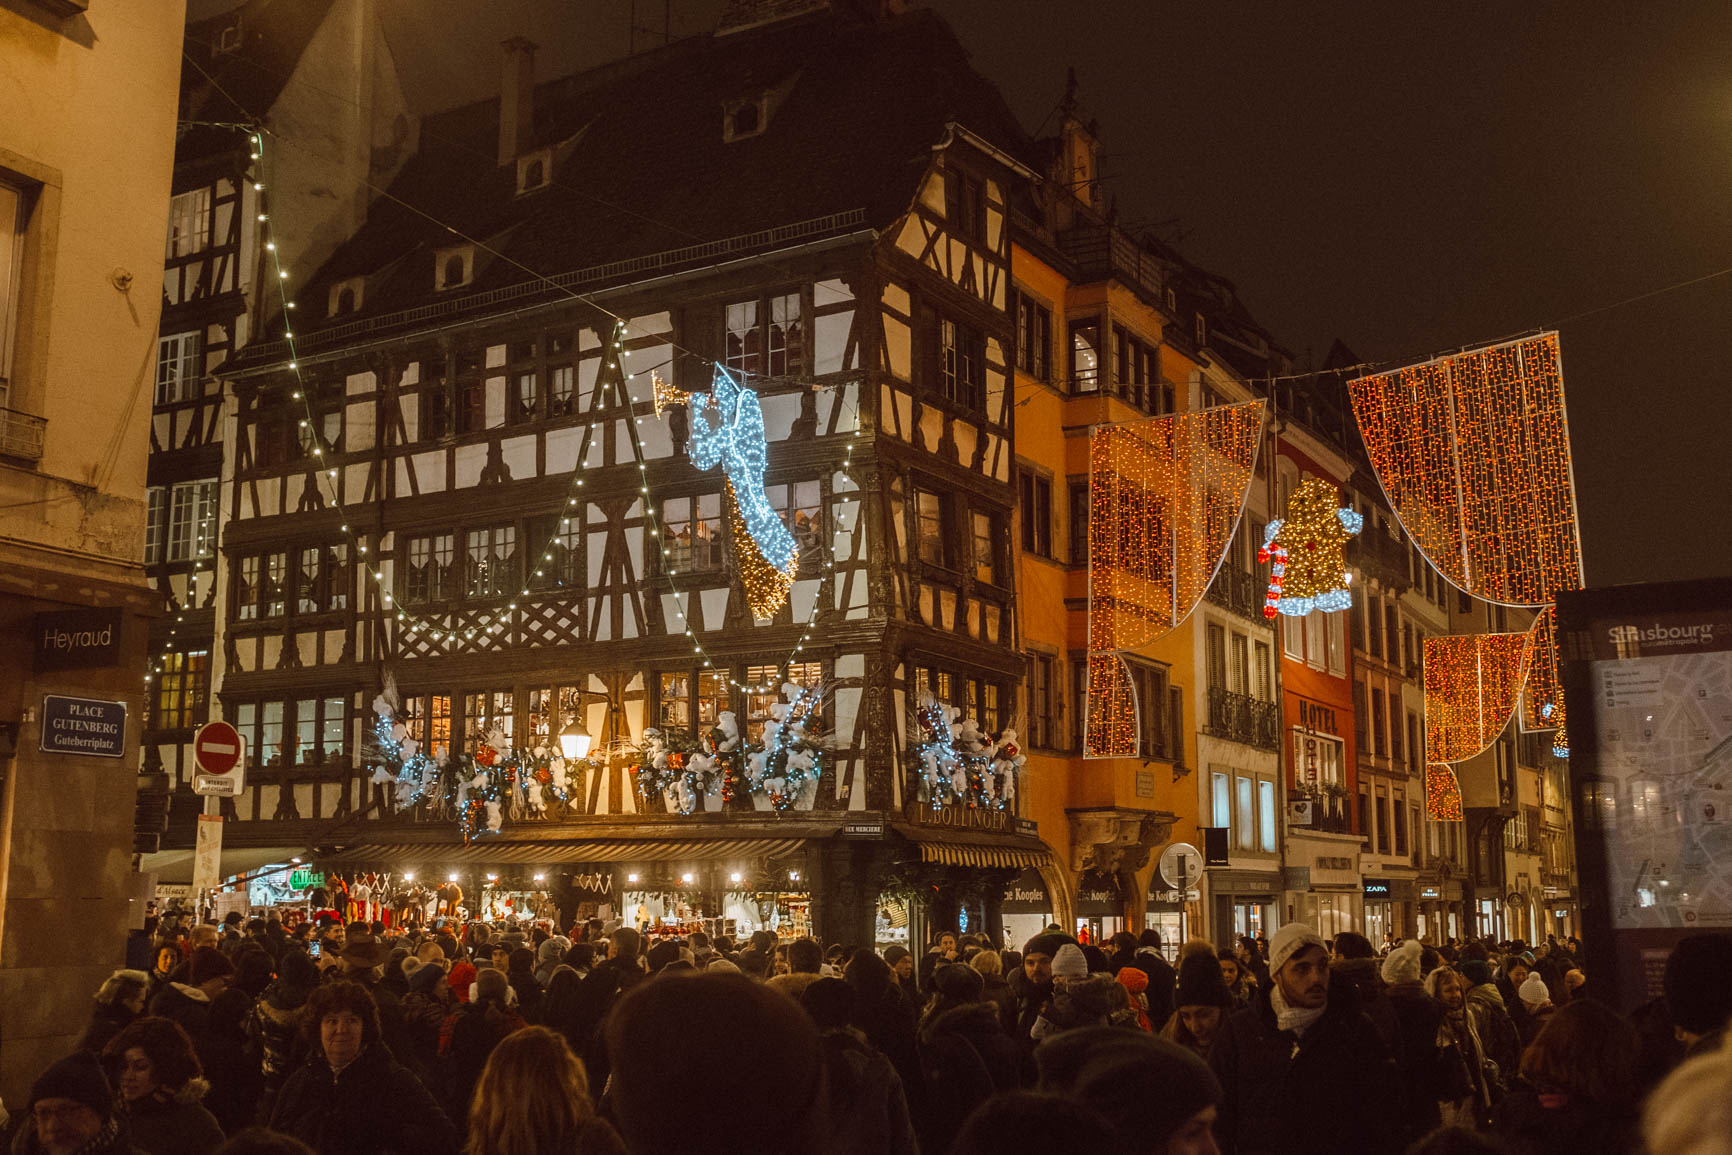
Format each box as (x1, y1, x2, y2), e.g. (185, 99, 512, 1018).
(336, 286, 356, 314)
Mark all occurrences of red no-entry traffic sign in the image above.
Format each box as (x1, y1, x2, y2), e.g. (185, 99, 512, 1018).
(193, 720, 243, 776)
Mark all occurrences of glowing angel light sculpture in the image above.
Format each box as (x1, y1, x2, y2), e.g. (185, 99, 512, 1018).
(659, 368, 798, 617)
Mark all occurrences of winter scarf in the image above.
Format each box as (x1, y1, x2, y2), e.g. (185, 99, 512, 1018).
(1270, 983, 1326, 1036)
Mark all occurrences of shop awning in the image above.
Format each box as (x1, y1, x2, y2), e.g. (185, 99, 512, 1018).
(316, 837, 807, 868)
(917, 842, 1049, 869)
(139, 847, 307, 885)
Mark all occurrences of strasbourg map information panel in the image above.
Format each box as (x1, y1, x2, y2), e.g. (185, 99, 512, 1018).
(1590, 613, 1732, 930)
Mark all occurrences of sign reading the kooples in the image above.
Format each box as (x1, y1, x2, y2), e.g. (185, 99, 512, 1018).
(33, 608, 123, 672)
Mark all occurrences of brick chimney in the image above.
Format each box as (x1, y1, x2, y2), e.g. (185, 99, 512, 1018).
(498, 37, 537, 165)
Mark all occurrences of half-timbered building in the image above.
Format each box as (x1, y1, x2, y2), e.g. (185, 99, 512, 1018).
(203, 0, 1049, 945)
(140, 0, 413, 848)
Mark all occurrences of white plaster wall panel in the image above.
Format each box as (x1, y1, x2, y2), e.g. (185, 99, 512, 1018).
(343, 462, 366, 496)
(918, 407, 943, 451)
(882, 281, 910, 316)
(454, 443, 486, 489)
(953, 422, 978, 467)
(701, 588, 727, 629)
(623, 340, 671, 390)
(837, 654, 865, 679)
(502, 435, 536, 480)
(486, 344, 506, 369)
(918, 586, 933, 625)
(400, 361, 420, 388)
(966, 602, 980, 637)
(547, 427, 580, 475)
(814, 311, 851, 374)
(631, 311, 673, 337)
(760, 393, 799, 442)
(399, 392, 419, 443)
(884, 315, 911, 382)
(485, 375, 505, 429)
(939, 589, 957, 630)
(895, 217, 924, 258)
(345, 403, 375, 453)
(261, 635, 282, 670)
(816, 279, 853, 306)
(257, 477, 281, 519)
(919, 171, 945, 213)
(986, 605, 1000, 644)
(791, 578, 818, 623)
(637, 417, 672, 461)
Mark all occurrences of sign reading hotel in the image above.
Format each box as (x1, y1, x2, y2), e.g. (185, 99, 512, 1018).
(40, 695, 128, 758)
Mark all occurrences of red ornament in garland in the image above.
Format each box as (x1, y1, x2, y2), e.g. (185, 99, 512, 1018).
(475, 743, 499, 768)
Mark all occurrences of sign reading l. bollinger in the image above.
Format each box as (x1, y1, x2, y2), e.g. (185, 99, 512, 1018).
(40, 695, 128, 758)
(33, 607, 123, 672)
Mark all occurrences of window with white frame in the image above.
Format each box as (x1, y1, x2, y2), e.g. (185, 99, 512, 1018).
(144, 486, 167, 564)
(162, 480, 218, 562)
(1210, 769, 1231, 829)
(0, 178, 26, 406)
(1283, 616, 1303, 661)
(1304, 610, 1325, 670)
(1325, 613, 1345, 675)
(166, 188, 211, 258)
(1259, 778, 1278, 851)
(155, 332, 201, 404)
(1236, 774, 1256, 850)
(724, 292, 803, 378)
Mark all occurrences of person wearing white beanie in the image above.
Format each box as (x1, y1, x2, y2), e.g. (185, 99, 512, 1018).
(1380, 939, 1423, 986)
(1208, 922, 1399, 1153)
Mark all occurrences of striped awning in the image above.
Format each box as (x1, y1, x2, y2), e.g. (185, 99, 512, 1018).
(917, 842, 1049, 869)
(317, 838, 806, 868)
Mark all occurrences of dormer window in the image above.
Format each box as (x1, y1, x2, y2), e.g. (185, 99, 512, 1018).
(723, 95, 767, 142)
(215, 21, 242, 54)
(436, 246, 474, 291)
(516, 149, 551, 195)
(327, 277, 364, 319)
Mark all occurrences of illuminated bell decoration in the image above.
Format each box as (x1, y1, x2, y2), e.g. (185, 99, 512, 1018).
(669, 368, 799, 618)
(1259, 478, 1362, 617)
(1085, 401, 1265, 758)
(1348, 332, 1583, 607)
(1423, 632, 1532, 765)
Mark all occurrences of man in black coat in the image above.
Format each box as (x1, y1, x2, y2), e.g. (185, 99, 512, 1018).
(1209, 922, 1399, 1155)
(1129, 928, 1177, 1030)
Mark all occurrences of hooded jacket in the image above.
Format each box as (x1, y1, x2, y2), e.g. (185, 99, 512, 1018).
(269, 1043, 459, 1155)
(1208, 970, 1400, 1155)
(1030, 973, 1121, 1041)
(121, 1080, 224, 1155)
(1384, 979, 1445, 1142)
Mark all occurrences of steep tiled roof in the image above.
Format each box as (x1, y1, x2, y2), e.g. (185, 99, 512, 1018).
(246, 7, 1028, 363)
(178, 0, 339, 164)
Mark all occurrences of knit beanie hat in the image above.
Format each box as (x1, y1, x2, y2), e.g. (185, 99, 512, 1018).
(188, 946, 234, 987)
(29, 1050, 114, 1116)
(647, 940, 681, 974)
(1023, 931, 1075, 962)
(447, 960, 477, 1001)
(1519, 972, 1551, 1009)
(1268, 922, 1325, 976)
(1175, 951, 1233, 1009)
(1051, 943, 1089, 980)
(1115, 966, 1149, 995)
(537, 937, 568, 965)
(407, 958, 447, 994)
(931, 961, 984, 1002)
(1663, 933, 1732, 1034)
(1381, 940, 1423, 985)
(882, 945, 911, 968)
(1460, 958, 1493, 988)
(607, 974, 824, 1155)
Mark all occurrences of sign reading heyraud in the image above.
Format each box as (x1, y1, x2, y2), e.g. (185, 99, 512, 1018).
(33, 607, 123, 672)
(40, 695, 128, 758)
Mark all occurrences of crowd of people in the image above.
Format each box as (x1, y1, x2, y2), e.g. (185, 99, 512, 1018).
(4, 909, 1731, 1155)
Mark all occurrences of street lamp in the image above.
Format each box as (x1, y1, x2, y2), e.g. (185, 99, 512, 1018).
(558, 716, 593, 760)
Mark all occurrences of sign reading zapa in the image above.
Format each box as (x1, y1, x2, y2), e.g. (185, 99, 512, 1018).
(33, 607, 123, 672)
(40, 695, 128, 758)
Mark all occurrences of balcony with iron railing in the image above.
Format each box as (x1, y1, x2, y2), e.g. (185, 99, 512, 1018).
(1204, 686, 1280, 752)
(1056, 225, 1169, 309)
(1289, 782, 1354, 834)
(1347, 530, 1413, 592)
(1205, 567, 1265, 621)
(0, 406, 45, 462)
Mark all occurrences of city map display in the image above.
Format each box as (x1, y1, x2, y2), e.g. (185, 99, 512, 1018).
(1590, 614, 1732, 929)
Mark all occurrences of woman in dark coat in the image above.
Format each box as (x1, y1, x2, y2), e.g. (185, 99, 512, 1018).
(102, 1015, 225, 1155)
(251, 947, 319, 1118)
(1490, 1000, 1643, 1155)
(268, 980, 460, 1155)
(78, 969, 149, 1055)
(845, 950, 926, 1127)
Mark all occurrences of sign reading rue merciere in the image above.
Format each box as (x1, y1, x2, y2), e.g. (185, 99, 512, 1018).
(32, 607, 123, 672)
(40, 695, 128, 758)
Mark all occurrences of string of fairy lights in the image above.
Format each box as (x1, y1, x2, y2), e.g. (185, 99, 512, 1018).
(143, 124, 868, 718)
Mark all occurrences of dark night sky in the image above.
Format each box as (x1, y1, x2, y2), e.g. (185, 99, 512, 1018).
(208, 0, 1732, 589)
(928, 1, 1732, 591)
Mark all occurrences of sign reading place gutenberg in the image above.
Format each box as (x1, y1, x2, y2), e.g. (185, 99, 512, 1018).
(40, 695, 128, 758)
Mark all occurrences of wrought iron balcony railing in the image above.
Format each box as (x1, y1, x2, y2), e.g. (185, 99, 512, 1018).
(1204, 686, 1280, 752)
(0, 406, 45, 462)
